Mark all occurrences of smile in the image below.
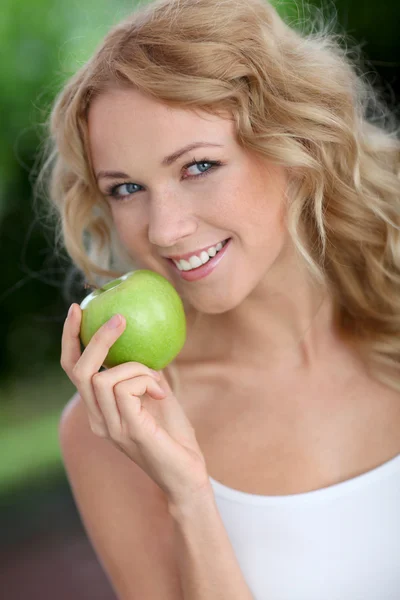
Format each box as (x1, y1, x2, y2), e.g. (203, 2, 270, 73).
(166, 238, 232, 282)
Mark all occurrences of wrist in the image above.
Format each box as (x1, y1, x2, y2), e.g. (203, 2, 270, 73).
(167, 480, 216, 522)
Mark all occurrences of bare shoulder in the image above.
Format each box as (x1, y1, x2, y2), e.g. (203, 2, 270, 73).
(59, 392, 183, 600)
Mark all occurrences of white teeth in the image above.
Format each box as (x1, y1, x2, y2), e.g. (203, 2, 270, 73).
(200, 250, 210, 263)
(173, 240, 227, 271)
(187, 255, 203, 269)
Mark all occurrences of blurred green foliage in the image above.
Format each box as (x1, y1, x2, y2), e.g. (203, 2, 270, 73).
(0, 0, 398, 494)
(0, 0, 137, 381)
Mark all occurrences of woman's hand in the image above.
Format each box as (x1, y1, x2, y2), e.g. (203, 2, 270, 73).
(60, 303, 211, 507)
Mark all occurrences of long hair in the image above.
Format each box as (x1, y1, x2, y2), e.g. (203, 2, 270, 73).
(35, 0, 400, 394)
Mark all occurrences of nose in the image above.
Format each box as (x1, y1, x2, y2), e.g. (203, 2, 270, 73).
(147, 191, 197, 250)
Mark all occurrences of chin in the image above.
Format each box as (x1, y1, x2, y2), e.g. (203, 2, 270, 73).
(184, 288, 246, 315)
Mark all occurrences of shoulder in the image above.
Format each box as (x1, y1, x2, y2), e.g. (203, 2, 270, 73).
(58, 391, 144, 500)
(59, 391, 107, 468)
(59, 390, 85, 439)
(58, 392, 183, 599)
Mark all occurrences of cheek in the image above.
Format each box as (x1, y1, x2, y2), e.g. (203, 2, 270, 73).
(235, 186, 288, 250)
(110, 210, 148, 259)
(253, 169, 289, 236)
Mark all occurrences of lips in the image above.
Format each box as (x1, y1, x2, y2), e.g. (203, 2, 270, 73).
(167, 237, 232, 282)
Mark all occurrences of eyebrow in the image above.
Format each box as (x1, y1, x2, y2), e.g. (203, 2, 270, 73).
(95, 141, 224, 181)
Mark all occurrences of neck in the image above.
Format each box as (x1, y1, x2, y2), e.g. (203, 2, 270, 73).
(183, 242, 345, 376)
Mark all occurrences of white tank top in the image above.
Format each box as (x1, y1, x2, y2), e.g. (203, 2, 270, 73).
(209, 452, 400, 600)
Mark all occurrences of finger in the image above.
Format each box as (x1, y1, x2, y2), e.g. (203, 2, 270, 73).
(60, 303, 106, 430)
(91, 363, 164, 435)
(156, 370, 176, 399)
(97, 375, 166, 440)
(116, 377, 166, 444)
(75, 313, 127, 378)
(98, 361, 162, 383)
(70, 313, 127, 427)
(60, 304, 83, 376)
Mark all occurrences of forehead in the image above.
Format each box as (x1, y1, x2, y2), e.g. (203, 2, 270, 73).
(87, 88, 235, 162)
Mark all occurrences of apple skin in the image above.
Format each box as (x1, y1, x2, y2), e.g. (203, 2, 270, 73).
(79, 270, 187, 370)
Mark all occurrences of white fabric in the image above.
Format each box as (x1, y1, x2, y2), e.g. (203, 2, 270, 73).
(209, 452, 400, 600)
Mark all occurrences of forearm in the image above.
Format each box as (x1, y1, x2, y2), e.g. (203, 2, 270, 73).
(168, 486, 255, 600)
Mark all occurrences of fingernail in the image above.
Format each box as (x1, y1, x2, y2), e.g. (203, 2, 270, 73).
(107, 314, 122, 329)
(150, 369, 161, 379)
(68, 304, 74, 318)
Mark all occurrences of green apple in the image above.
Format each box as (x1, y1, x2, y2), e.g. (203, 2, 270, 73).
(79, 270, 187, 370)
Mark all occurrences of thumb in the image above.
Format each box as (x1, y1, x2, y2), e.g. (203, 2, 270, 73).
(156, 367, 176, 397)
(154, 367, 198, 444)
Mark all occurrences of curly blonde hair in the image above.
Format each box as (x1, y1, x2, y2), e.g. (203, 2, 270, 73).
(35, 0, 400, 394)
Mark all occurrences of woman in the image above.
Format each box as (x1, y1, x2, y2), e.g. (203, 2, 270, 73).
(37, 0, 400, 597)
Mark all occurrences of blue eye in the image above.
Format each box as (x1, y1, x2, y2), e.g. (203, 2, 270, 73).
(185, 161, 216, 176)
(108, 183, 141, 198)
(104, 158, 222, 201)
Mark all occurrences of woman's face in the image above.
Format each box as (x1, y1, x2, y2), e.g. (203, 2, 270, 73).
(88, 87, 291, 314)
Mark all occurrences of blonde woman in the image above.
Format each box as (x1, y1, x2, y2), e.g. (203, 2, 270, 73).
(37, 0, 400, 597)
